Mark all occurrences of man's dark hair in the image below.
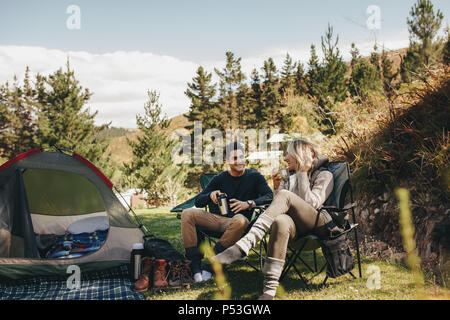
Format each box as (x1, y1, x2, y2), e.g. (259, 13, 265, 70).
(224, 141, 245, 160)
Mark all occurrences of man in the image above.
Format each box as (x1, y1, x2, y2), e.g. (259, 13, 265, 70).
(181, 142, 273, 282)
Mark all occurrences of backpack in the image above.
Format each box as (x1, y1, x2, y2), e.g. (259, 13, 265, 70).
(143, 236, 186, 262)
(320, 233, 354, 278)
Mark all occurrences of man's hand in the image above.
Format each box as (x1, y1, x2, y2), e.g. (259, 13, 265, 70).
(229, 199, 251, 213)
(210, 190, 221, 204)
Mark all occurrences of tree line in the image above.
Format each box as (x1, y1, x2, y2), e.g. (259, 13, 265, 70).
(0, 61, 111, 172)
(185, 0, 448, 135)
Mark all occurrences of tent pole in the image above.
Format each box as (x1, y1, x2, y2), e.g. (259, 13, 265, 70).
(113, 185, 152, 239)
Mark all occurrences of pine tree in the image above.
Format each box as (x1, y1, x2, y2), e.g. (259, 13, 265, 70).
(236, 80, 253, 130)
(280, 53, 296, 94)
(294, 61, 308, 96)
(185, 66, 218, 129)
(370, 44, 382, 76)
(349, 43, 383, 97)
(214, 52, 246, 129)
(402, 0, 445, 81)
(444, 26, 450, 64)
(0, 68, 38, 158)
(123, 90, 174, 206)
(320, 24, 348, 105)
(307, 44, 321, 98)
(350, 43, 361, 68)
(261, 58, 283, 130)
(36, 60, 109, 169)
(249, 68, 264, 129)
(350, 59, 382, 97)
(380, 46, 397, 93)
(0, 83, 13, 157)
(307, 24, 348, 134)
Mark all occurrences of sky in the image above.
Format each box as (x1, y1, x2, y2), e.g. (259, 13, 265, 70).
(1, 0, 449, 128)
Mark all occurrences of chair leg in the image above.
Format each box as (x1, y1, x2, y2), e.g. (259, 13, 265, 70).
(298, 256, 315, 273)
(321, 275, 329, 287)
(280, 239, 309, 282)
(354, 227, 362, 278)
(313, 250, 317, 272)
(259, 240, 264, 271)
(292, 263, 310, 290)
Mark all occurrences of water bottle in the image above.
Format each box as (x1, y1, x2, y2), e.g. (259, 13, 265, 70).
(130, 243, 145, 281)
(217, 193, 230, 216)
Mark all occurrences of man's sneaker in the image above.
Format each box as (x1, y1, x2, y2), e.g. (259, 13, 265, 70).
(193, 272, 203, 282)
(201, 270, 212, 281)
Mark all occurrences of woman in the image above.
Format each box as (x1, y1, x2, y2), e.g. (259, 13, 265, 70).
(213, 139, 334, 300)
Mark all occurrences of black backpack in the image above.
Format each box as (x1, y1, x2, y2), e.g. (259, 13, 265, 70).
(320, 233, 354, 278)
(143, 236, 186, 262)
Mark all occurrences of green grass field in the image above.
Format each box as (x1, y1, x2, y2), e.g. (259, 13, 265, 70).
(135, 207, 449, 300)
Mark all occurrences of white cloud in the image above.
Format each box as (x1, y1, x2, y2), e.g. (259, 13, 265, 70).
(0, 46, 199, 128)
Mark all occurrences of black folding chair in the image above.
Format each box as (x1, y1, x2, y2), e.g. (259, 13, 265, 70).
(171, 174, 269, 272)
(279, 161, 362, 288)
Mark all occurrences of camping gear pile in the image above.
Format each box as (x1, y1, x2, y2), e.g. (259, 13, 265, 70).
(132, 236, 194, 292)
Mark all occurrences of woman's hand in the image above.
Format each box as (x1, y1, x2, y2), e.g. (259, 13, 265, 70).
(299, 158, 313, 172)
(272, 170, 282, 190)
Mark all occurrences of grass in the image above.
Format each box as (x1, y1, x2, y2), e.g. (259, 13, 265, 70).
(135, 207, 450, 300)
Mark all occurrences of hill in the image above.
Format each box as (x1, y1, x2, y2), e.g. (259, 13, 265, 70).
(102, 113, 191, 165)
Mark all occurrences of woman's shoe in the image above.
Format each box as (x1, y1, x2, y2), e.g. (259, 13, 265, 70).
(213, 213, 273, 265)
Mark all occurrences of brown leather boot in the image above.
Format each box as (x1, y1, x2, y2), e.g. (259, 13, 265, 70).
(134, 257, 153, 292)
(153, 259, 168, 290)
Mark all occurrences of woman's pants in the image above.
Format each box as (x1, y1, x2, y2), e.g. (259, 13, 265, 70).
(264, 189, 329, 260)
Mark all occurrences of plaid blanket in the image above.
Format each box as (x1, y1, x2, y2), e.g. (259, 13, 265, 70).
(0, 265, 145, 300)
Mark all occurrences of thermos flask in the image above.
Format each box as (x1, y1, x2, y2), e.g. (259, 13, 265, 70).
(130, 243, 145, 281)
(217, 193, 230, 216)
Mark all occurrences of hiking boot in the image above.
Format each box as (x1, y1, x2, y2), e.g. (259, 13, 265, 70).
(134, 257, 153, 292)
(153, 259, 168, 290)
(168, 261, 183, 288)
(180, 260, 194, 286)
(168, 260, 194, 288)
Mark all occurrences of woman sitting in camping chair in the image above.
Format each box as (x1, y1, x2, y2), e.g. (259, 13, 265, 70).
(213, 139, 334, 300)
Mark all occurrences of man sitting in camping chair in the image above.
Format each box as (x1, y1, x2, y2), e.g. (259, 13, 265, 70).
(181, 142, 273, 283)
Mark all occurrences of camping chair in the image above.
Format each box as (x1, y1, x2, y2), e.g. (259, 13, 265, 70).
(278, 161, 362, 289)
(170, 173, 268, 271)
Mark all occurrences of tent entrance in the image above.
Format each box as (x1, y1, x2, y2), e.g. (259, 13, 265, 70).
(1, 168, 110, 259)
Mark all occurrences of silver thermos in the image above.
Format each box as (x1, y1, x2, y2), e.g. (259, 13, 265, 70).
(217, 193, 230, 216)
(130, 243, 145, 281)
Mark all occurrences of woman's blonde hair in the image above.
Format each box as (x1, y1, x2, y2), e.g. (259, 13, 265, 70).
(286, 139, 318, 172)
